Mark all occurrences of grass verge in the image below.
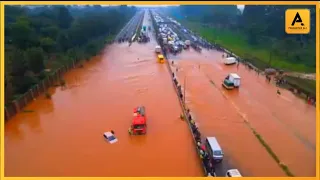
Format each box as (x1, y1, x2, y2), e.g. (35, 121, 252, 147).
(247, 123, 295, 177)
(283, 76, 316, 97)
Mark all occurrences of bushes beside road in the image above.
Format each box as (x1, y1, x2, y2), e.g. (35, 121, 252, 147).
(5, 5, 136, 105)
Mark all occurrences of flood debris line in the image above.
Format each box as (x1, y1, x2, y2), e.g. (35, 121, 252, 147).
(207, 77, 295, 177)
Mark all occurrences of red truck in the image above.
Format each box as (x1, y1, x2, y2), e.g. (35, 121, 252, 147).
(129, 106, 147, 135)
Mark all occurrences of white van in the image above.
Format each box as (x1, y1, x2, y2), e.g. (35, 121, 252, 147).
(226, 169, 242, 177)
(205, 137, 224, 163)
(155, 45, 161, 53)
(227, 73, 241, 87)
(224, 57, 237, 65)
(185, 40, 191, 46)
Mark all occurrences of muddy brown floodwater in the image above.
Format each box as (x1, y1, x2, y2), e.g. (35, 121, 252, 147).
(172, 49, 316, 177)
(4, 12, 203, 177)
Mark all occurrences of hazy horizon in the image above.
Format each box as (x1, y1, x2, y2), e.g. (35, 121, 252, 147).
(102, 4, 245, 10)
(135, 5, 245, 10)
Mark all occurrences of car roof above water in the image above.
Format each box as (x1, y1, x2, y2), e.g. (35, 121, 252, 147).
(229, 73, 241, 79)
(227, 169, 242, 177)
(206, 137, 222, 151)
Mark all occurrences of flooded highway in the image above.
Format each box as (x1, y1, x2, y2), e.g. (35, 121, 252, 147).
(171, 49, 316, 177)
(4, 11, 203, 177)
(4, 8, 316, 177)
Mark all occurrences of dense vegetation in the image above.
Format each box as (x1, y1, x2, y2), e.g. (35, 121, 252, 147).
(165, 5, 316, 73)
(5, 5, 136, 105)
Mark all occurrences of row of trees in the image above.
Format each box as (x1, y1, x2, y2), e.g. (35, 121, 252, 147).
(165, 5, 316, 71)
(5, 5, 137, 105)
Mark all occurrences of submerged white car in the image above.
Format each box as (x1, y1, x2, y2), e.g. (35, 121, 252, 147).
(226, 169, 242, 177)
(103, 132, 118, 144)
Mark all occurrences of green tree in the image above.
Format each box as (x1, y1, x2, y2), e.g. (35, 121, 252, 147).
(5, 5, 136, 98)
(7, 48, 27, 76)
(7, 16, 37, 49)
(40, 25, 59, 39)
(25, 47, 45, 74)
(40, 37, 56, 53)
(56, 6, 74, 29)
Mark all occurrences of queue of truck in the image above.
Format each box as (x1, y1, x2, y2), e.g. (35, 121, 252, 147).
(153, 12, 193, 55)
(154, 11, 243, 91)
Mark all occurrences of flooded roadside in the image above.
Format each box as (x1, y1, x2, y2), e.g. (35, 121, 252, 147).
(172, 49, 316, 176)
(4, 12, 203, 177)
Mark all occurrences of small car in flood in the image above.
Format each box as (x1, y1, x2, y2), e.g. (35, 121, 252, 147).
(226, 169, 242, 177)
(103, 131, 118, 144)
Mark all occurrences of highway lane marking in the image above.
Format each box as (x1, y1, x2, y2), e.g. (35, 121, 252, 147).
(206, 75, 315, 152)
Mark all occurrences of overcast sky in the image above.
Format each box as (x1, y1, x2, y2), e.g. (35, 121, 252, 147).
(237, 5, 245, 10)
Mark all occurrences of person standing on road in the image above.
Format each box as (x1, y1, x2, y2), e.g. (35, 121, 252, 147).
(209, 164, 216, 177)
(277, 89, 281, 95)
(199, 149, 205, 159)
